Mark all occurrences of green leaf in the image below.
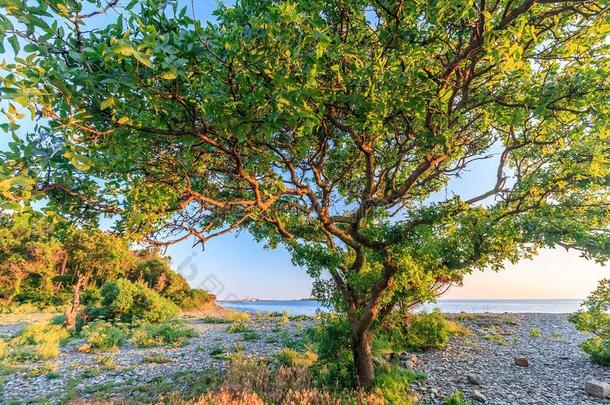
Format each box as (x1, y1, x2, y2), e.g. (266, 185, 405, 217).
(160, 71, 177, 80)
(133, 51, 152, 67)
(100, 97, 117, 110)
(23, 43, 38, 53)
(8, 35, 19, 55)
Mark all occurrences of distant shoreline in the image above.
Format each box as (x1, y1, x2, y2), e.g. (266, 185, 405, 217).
(218, 298, 584, 316)
(218, 298, 584, 302)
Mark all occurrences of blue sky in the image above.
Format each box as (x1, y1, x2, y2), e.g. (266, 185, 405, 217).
(1, 0, 607, 300)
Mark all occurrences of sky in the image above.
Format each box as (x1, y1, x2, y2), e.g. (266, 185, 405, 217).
(1, 0, 607, 301)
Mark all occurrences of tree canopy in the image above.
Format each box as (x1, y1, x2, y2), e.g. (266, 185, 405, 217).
(0, 213, 212, 309)
(0, 0, 608, 388)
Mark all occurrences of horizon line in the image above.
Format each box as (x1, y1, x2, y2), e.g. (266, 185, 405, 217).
(219, 297, 586, 302)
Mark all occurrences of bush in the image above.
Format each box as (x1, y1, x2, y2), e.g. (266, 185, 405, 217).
(306, 315, 355, 389)
(130, 319, 198, 347)
(80, 286, 102, 307)
(274, 348, 317, 368)
(128, 258, 213, 310)
(380, 309, 452, 352)
(373, 365, 426, 404)
(1, 322, 69, 361)
(569, 279, 610, 365)
(175, 289, 213, 310)
(227, 323, 253, 333)
(444, 390, 471, 405)
(226, 310, 250, 323)
(87, 278, 179, 324)
(200, 316, 230, 324)
(80, 320, 129, 351)
(241, 331, 260, 341)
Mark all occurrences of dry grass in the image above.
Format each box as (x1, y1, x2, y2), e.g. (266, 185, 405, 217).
(194, 356, 385, 405)
(1, 322, 69, 361)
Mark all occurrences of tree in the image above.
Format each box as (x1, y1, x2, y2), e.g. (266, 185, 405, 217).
(0, 0, 608, 388)
(0, 213, 63, 303)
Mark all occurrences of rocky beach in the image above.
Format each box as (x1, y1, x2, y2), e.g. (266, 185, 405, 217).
(0, 312, 608, 404)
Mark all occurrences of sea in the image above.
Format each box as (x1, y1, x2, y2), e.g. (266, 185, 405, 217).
(219, 299, 583, 316)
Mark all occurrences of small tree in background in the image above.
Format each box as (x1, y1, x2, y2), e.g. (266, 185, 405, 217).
(0, 0, 608, 388)
(570, 279, 610, 366)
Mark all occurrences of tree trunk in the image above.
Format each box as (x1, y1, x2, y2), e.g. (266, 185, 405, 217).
(64, 275, 86, 331)
(352, 326, 375, 390)
(53, 252, 69, 294)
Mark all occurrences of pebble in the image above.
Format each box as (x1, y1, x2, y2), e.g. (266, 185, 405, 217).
(473, 389, 487, 402)
(466, 373, 482, 385)
(0, 317, 311, 403)
(410, 313, 610, 404)
(514, 357, 529, 367)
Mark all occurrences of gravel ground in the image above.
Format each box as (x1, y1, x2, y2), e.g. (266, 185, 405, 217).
(410, 313, 610, 404)
(1, 313, 608, 404)
(0, 317, 311, 404)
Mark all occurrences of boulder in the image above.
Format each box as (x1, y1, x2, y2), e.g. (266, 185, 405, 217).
(466, 374, 482, 385)
(584, 380, 610, 398)
(514, 357, 529, 367)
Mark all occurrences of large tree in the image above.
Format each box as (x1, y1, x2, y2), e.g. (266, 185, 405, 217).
(1, 0, 608, 388)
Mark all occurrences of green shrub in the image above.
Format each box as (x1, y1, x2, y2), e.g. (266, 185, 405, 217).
(380, 309, 452, 352)
(87, 278, 179, 324)
(80, 286, 102, 307)
(530, 327, 542, 338)
(226, 323, 253, 333)
(176, 289, 213, 310)
(1, 322, 69, 361)
(209, 346, 225, 357)
(483, 328, 506, 345)
(226, 310, 250, 323)
(200, 316, 230, 324)
(130, 319, 198, 347)
(80, 320, 129, 351)
(241, 331, 260, 341)
(274, 347, 317, 368)
(569, 279, 610, 365)
(444, 390, 471, 405)
(306, 315, 355, 389)
(403, 310, 450, 351)
(373, 365, 426, 404)
(143, 353, 171, 364)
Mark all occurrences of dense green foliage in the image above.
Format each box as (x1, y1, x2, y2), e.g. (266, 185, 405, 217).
(382, 309, 451, 352)
(0, 214, 212, 310)
(308, 310, 458, 388)
(569, 279, 610, 366)
(0, 0, 607, 387)
(80, 319, 130, 351)
(78, 318, 196, 350)
(86, 278, 179, 324)
(130, 319, 198, 347)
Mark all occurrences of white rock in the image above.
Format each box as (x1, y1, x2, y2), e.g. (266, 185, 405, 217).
(584, 380, 609, 398)
(473, 389, 487, 402)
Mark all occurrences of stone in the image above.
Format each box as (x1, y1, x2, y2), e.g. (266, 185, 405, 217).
(400, 353, 418, 369)
(76, 343, 91, 353)
(584, 380, 610, 398)
(473, 389, 487, 402)
(467, 374, 482, 385)
(514, 357, 529, 367)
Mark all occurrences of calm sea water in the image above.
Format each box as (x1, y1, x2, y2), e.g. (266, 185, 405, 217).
(219, 299, 583, 316)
